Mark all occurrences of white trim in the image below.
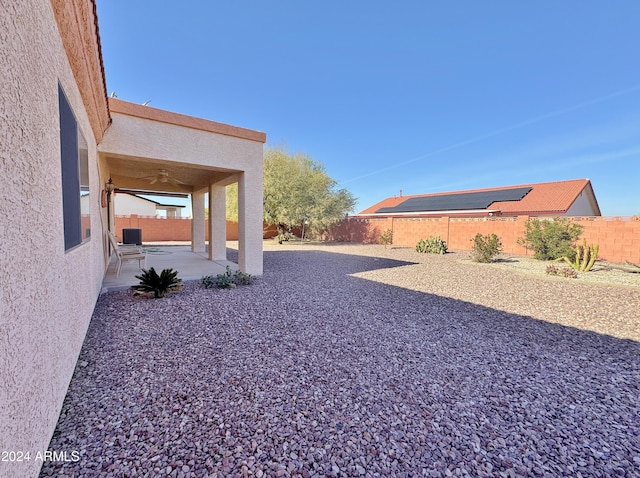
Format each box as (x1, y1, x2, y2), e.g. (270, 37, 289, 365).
(354, 209, 502, 218)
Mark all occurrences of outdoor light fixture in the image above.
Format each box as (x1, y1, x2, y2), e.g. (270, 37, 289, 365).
(105, 177, 115, 197)
(104, 177, 116, 233)
(102, 178, 115, 209)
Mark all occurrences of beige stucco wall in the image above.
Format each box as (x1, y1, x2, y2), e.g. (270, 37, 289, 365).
(238, 168, 265, 275)
(0, 1, 107, 476)
(100, 112, 265, 173)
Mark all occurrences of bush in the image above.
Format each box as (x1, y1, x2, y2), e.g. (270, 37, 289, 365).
(379, 229, 393, 247)
(416, 236, 448, 254)
(546, 264, 578, 279)
(202, 266, 254, 289)
(132, 267, 182, 298)
(470, 233, 503, 263)
(545, 264, 558, 275)
(277, 230, 295, 244)
(517, 217, 582, 261)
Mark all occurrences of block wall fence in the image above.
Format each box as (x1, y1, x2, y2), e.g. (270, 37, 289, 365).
(115, 215, 640, 263)
(114, 215, 278, 242)
(327, 216, 640, 264)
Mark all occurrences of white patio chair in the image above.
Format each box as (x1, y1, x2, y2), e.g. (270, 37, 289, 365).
(108, 232, 147, 277)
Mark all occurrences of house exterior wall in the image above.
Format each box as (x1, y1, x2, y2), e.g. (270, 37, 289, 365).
(159, 206, 181, 218)
(114, 193, 157, 216)
(0, 1, 109, 477)
(565, 190, 598, 216)
(328, 216, 640, 263)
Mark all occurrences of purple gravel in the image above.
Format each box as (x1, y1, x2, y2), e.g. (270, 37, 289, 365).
(41, 247, 640, 477)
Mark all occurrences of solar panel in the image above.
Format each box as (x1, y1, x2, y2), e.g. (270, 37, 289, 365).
(376, 187, 532, 213)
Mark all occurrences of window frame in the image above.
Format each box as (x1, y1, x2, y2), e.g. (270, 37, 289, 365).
(59, 83, 90, 251)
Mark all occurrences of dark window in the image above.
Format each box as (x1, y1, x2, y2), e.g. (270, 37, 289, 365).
(59, 84, 90, 250)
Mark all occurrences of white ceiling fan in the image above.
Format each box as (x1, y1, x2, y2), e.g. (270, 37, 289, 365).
(140, 169, 186, 187)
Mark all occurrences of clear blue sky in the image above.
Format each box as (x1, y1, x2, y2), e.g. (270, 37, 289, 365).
(96, 1, 640, 216)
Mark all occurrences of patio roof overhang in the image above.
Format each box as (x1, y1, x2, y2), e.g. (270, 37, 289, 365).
(103, 153, 240, 195)
(97, 98, 266, 275)
(99, 98, 265, 195)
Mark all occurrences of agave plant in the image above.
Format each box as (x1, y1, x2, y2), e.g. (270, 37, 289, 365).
(132, 267, 182, 298)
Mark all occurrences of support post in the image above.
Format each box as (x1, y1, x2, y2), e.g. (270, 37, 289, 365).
(238, 170, 263, 275)
(191, 190, 206, 252)
(208, 183, 227, 261)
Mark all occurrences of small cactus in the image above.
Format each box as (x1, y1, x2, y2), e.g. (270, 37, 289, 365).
(561, 239, 599, 272)
(416, 236, 448, 254)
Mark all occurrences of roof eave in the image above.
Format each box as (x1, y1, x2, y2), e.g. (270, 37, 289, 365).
(108, 98, 267, 143)
(354, 209, 503, 218)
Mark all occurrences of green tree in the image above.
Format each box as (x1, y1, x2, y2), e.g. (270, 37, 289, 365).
(226, 183, 238, 221)
(263, 146, 356, 240)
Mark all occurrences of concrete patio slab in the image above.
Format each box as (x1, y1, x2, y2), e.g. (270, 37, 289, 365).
(101, 245, 238, 292)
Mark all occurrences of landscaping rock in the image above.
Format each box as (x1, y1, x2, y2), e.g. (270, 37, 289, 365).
(40, 244, 639, 477)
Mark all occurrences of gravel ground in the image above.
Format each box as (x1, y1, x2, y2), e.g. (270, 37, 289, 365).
(41, 244, 640, 477)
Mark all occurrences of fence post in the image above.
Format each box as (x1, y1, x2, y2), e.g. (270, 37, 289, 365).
(445, 216, 450, 245)
(516, 215, 529, 255)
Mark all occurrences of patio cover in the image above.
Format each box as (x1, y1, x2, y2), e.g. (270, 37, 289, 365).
(98, 98, 266, 275)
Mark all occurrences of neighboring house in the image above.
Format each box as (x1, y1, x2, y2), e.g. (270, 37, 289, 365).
(115, 192, 186, 218)
(1, 1, 265, 477)
(358, 179, 601, 218)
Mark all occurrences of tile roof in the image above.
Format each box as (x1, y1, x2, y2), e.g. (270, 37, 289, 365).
(359, 179, 597, 216)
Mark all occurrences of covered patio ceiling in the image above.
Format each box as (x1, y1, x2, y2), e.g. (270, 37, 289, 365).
(105, 154, 240, 195)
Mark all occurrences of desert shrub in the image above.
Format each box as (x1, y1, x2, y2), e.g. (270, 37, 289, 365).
(132, 267, 182, 298)
(470, 233, 503, 263)
(560, 267, 578, 278)
(379, 229, 393, 247)
(545, 264, 578, 279)
(202, 266, 254, 289)
(416, 236, 448, 254)
(277, 230, 295, 244)
(201, 275, 217, 289)
(517, 217, 582, 261)
(545, 264, 559, 275)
